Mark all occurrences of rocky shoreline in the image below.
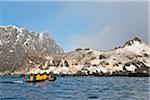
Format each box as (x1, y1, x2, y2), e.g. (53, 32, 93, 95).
(1, 72, 149, 77)
(0, 26, 149, 77)
(0, 37, 149, 77)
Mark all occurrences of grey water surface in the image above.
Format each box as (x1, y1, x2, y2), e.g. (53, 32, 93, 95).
(0, 76, 149, 100)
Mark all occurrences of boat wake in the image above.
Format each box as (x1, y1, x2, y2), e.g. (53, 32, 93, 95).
(1, 80, 24, 84)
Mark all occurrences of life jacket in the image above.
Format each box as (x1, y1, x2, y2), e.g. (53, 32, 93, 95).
(29, 75, 34, 81)
(36, 74, 41, 81)
(43, 74, 47, 80)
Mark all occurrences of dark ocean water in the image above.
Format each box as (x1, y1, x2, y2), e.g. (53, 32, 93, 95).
(0, 76, 149, 100)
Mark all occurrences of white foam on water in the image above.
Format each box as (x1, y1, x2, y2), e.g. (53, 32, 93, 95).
(13, 80, 24, 83)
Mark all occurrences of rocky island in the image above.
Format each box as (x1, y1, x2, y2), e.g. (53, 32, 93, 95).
(0, 26, 149, 76)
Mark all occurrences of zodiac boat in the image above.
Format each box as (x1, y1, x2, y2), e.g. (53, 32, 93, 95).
(26, 73, 56, 83)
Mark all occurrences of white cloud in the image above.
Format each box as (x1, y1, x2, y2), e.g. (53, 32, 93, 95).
(63, 2, 149, 51)
(67, 22, 148, 51)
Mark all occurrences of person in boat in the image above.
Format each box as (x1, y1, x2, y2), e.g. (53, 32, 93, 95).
(29, 70, 56, 81)
(35, 73, 47, 81)
(36, 73, 42, 81)
(42, 72, 48, 80)
(29, 73, 36, 81)
(29, 73, 33, 81)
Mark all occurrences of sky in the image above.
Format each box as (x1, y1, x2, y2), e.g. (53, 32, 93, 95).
(0, 0, 149, 52)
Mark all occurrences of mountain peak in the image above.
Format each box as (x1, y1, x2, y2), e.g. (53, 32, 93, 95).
(0, 25, 64, 54)
(124, 37, 143, 47)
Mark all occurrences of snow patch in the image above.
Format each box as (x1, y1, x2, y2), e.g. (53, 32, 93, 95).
(0, 40, 3, 45)
(125, 64, 137, 72)
(9, 49, 14, 53)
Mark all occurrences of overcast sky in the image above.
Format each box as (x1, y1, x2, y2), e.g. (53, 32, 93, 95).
(0, 1, 149, 52)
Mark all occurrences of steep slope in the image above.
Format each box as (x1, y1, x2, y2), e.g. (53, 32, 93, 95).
(0, 25, 63, 73)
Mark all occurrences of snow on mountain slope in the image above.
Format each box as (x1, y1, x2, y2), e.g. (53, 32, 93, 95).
(0, 25, 63, 72)
(0, 25, 63, 53)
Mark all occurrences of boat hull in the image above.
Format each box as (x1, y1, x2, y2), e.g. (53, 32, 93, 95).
(26, 77, 56, 83)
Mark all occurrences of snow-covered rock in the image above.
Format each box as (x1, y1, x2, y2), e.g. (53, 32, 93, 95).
(56, 37, 149, 76)
(0, 28, 149, 77)
(0, 25, 63, 73)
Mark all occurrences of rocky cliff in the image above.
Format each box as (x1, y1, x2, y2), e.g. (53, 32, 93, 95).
(26, 37, 150, 77)
(0, 26, 149, 76)
(0, 25, 63, 74)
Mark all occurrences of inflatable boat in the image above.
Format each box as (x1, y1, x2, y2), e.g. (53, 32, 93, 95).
(26, 73, 56, 83)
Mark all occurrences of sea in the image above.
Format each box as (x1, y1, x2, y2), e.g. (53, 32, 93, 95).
(0, 76, 149, 100)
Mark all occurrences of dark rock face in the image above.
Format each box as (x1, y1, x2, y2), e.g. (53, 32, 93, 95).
(99, 55, 106, 59)
(0, 25, 63, 73)
(134, 62, 149, 74)
(124, 37, 142, 47)
(52, 58, 61, 67)
(64, 60, 69, 67)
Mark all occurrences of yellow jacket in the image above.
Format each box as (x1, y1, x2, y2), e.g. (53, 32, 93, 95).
(43, 74, 47, 80)
(36, 74, 42, 81)
(29, 75, 34, 81)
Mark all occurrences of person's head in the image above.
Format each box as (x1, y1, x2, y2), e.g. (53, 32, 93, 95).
(30, 73, 33, 76)
(43, 72, 47, 75)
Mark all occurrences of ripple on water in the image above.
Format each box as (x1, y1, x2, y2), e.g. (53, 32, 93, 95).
(0, 76, 149, 100)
